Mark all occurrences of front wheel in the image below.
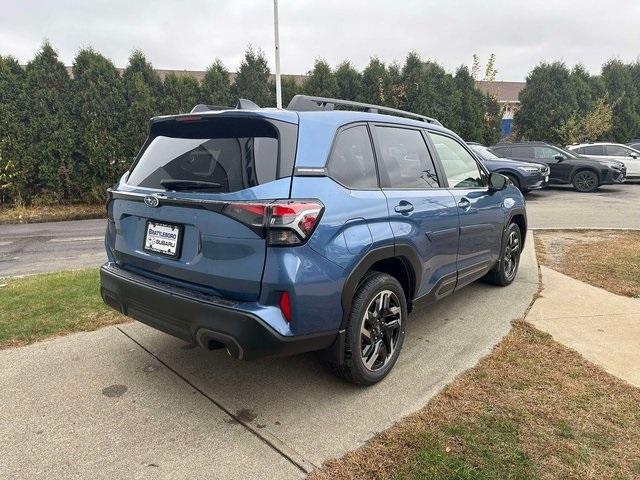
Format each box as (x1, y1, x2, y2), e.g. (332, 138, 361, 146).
(484, 223, 522, 286)
(572, 170, 599, 192)
(332, 272, 407, 385)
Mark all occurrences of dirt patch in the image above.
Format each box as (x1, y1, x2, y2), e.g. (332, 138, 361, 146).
(311, 322, 640, 480)
(535, 230, 640, 298)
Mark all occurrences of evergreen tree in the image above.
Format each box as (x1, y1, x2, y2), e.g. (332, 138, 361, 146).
(22, 42, 75, 202)
(359, 57, 391, 105)
(161, 73, 201, 114)
(514, 62, 577, 142)
(279, 76, 300, 107)
(302, 59, 337, 98)
(452, 65, 485, 141)
(233, 47, 273, 107)
(482, 93, 503, 146)
(70, 48, 128, 201)
(334, 61, 361, 101)
(201, 59, 231, 106)
(122, 50, 162, 158)
(602, 60, 640, 142)
(0, 55, 26, 203)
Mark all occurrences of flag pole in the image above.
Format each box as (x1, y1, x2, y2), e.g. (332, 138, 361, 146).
(273, 0, 282, 108)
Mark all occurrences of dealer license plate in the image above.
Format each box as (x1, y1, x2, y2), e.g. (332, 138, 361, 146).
(143, 221, 182, 258)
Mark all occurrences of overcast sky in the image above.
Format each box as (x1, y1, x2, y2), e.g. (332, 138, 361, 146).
(1, 0, 639, 81)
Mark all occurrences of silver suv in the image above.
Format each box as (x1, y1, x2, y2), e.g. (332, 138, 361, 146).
(567, 143, 640, 179)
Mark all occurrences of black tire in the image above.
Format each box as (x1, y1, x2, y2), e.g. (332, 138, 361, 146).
(331, 272, 407, 385)
(503, 173, 521, 191)
(572, 170, 599, 192)
(484, 223, 522, 286)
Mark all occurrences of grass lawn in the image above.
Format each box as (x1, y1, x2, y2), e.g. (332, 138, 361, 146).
(311, 322, 640, 480)
(535, 229, 640, 298)
(0, 269, 126, 348)
(0, 203, 106, 224)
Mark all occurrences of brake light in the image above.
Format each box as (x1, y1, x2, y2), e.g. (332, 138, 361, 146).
(221, 200, 323, 246)
(279, 291, 292, 322)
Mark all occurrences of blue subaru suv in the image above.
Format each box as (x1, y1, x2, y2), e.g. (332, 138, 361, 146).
(100, 95, 526, 385)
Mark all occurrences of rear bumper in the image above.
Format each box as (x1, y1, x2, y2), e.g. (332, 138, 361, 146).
(100, 263, 337, 360)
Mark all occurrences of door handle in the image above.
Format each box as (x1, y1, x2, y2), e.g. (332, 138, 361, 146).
(458, 197, 471, 210)
(394, 201, 414, 214)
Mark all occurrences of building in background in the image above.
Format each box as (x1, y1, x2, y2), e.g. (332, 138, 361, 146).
(475, 80, 525, 138)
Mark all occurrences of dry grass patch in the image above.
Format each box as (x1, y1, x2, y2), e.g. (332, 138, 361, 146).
(0, 203, 105, 224)
(311, 322, 640, 480)
(535, 230, 640, 298)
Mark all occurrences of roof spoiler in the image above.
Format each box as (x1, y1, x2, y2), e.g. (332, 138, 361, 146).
(190, 98, 261, 113)
(286, 95, 442, 126)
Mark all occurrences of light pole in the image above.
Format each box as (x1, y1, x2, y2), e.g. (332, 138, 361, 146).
(273, 0, 282, 108)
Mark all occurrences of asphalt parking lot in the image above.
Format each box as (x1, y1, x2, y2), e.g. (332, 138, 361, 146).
(525, 181, 640, 229)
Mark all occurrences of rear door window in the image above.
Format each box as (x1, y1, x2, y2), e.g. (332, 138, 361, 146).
(328, 125, 378, 189)
(375, 126, 439, 188)
(127, 117, 296, 192)
(511, 146, 535, 158)
(430, 133, 487, 188)
(582, 145, 605, 155)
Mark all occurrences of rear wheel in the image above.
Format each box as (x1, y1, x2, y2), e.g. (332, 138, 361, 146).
(484, 223, 522, 286)
(572, 170, 599, 192)
(332, 272, 406, 385)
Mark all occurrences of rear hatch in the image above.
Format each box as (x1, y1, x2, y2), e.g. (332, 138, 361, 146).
(107, 112, 298, 301)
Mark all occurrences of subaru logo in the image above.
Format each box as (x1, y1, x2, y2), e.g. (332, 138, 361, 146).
(144, 195, 160, 208)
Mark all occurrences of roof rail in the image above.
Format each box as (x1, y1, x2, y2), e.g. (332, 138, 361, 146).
(287, 95, 442, 126)
(190, 98, 261, 114)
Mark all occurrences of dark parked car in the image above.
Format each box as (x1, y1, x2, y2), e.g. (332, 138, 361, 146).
(491, 142, 626, 192)
(100, 95, 527, 385)
(467, 142, 549, 193)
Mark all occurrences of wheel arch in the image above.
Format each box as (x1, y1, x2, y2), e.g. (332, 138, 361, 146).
(506, 207, 527, 248)
(340, 245, 421, 329)
(571, 166, 602, 182)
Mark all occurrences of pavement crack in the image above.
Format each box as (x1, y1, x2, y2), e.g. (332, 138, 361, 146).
(116, 326, 313, 474)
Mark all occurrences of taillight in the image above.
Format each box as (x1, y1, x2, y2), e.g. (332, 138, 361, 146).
(222, 200, 323, 246)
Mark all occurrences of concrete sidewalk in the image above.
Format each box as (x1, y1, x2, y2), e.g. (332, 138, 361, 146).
(527, 266, 640, 388)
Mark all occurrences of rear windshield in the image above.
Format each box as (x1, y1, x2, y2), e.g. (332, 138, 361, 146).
(127, 116, 297, 192)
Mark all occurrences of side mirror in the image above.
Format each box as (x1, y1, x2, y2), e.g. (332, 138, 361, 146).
(489, 172, 508, 192)
(554, 154, 565, 162)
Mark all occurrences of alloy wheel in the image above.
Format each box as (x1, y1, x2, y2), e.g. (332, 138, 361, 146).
(360, 290, 402, 371)
(575, 172, 597, 192)
(504, 230, 520, 280)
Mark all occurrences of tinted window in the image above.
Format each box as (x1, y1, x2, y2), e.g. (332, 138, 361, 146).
(375, 127, 439, 188)
(430, 133, 486, 188)
(328, 125, 378, 189)
(605, 145, 631, 156)
(128, 117, 294, 192)
(510, 146, 535, 158)
(492, 146, 512, 157)
(582, 145, 605, 155)
(534, 146, 560, 159)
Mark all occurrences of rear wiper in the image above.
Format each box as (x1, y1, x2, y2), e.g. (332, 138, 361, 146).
(160, 179, 222, 191)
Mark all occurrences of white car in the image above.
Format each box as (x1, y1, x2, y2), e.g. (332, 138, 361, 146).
(567, 143, 640, 179)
